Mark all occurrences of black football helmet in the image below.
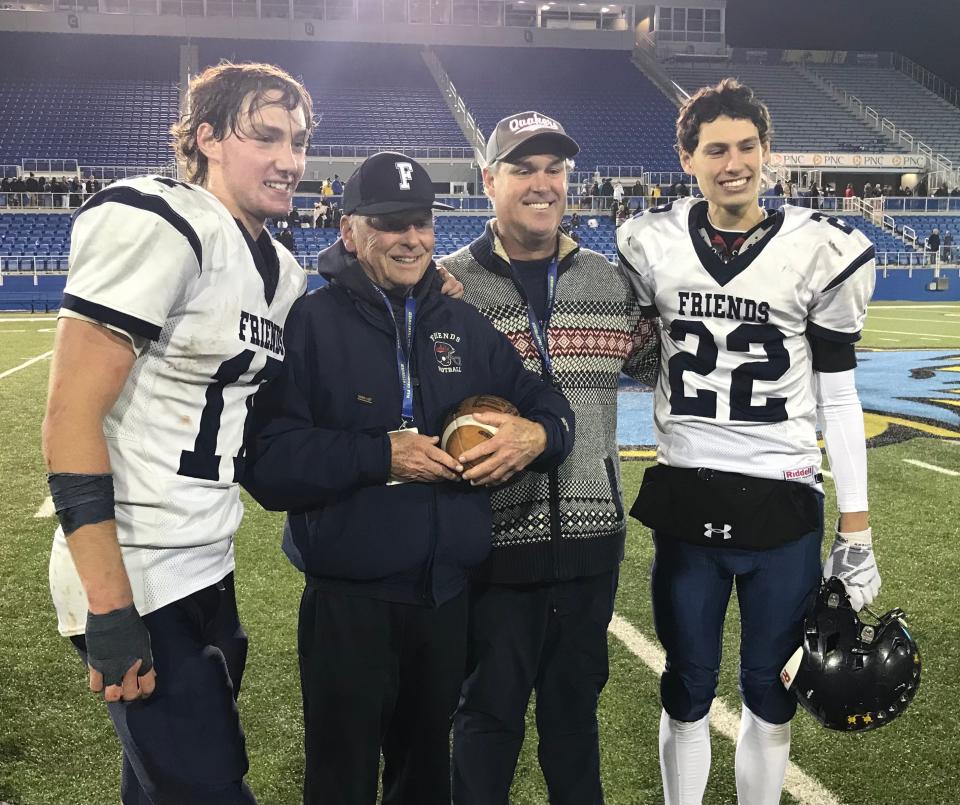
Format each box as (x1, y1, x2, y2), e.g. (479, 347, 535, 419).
(781, 577, 921, 731)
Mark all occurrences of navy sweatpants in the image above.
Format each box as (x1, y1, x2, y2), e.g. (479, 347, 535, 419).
(71, 573, 255, 805)
(453, 569, 618, 805)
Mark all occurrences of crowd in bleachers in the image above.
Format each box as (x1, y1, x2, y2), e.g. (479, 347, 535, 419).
(0, 173, 104, 209)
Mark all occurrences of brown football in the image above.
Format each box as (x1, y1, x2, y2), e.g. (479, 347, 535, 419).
(440, 395, 520, 469)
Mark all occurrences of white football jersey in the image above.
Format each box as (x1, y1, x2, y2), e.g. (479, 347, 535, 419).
(617, 198, 875, 484)
(50, 176, 306, 635)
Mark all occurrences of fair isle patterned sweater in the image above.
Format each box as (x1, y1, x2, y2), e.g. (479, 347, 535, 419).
(440, 221, 658, 584)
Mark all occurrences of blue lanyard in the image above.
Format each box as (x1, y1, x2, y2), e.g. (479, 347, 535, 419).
(512, 257, 558, 379)
(373, 286, 417, 427)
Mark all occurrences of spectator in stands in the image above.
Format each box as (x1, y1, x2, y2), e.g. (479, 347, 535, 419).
(441, 110, 658, 805)
(287, 206, 301, 228)
(10, 175, 25, 207)
(312, 199, 327, 228)
(331, 174, 343, 195)
(69, 177, 83, 208)
(600, 176, 614, 209)
(808, 182, 821, 211)
(609, 198, 620, 225)
(950, 187, 960, 197)
(650, 183, 662, 205)
(927, 228, 941, 263)
(589, 179, 600, 210)
(862, 182, 873, 198)
(244, 151, 572, 805)
(899, 184, 913, 197)
(0, 176, 9, 206)
(276, 226, 295, 252)
(57, 176, 70, 209)
(322, 177, 333, 197)
(844, 183, 855, 198)
(569, 211, 581, 234)
(579, 179, 591, 209)
(613, 180, 624, 206)
(942, 230, 954, 263)
(616, 202, 630, 228)
(25, 172, 39, 207)
(935, 184, 949, 197)
(43, 60, 314, 805)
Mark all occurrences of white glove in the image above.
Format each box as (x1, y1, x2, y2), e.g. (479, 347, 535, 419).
(822, 525, 880, 612)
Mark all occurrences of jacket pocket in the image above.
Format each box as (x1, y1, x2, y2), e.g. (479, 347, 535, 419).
(604, 455, 625, 522)
(298, 484, 433, 581)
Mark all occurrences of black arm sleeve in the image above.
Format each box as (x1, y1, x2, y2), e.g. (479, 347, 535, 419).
(806, 333, 857, 373)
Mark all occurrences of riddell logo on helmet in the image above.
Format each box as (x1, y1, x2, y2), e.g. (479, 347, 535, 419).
(508, 114, 560, 133)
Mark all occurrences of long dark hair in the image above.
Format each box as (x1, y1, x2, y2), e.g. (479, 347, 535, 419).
(171, 61, 314, 185)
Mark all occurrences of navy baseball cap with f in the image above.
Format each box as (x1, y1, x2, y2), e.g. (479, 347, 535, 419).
(485, 111, 580, 166)
(342, 152, 453, 215)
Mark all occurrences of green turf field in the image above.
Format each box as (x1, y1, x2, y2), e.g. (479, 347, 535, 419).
(0, 308, 957, 805)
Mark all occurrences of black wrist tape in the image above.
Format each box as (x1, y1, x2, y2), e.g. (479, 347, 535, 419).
(85, 604, 154, 687)
(47, 472, 115, 537)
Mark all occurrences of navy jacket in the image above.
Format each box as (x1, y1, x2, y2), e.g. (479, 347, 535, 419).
(243, 242, 574, 606)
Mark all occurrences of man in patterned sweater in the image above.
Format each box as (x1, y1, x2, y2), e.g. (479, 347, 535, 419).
(440, 111, 658, 805)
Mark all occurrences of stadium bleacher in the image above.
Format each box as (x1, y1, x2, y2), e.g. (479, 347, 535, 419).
(198, 40, 470, 151)
(0, 31, 957, 304)
(437, 46, 679, 172)
(664, 62, 906, 154)
(808, 64, 960, 166)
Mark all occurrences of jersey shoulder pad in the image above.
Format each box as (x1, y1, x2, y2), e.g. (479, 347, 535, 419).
(782, 206, 874, 285)
(77, 177, 229, 267)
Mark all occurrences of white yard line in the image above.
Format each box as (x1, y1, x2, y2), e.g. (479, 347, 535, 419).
(873, 304, 960, 310)
(821, 469, 834, 479)
(0, 317, 57, 323)
(902, 459, 959, 477)
(863, 328, 960, 338)
(0, 330, 26, 333)
(866, 315, 960, 324)
(34, 496, 55, 518)
(607, 614, 840, 805)
(0, 350, 53, 380)
(878, 338, 900, 342)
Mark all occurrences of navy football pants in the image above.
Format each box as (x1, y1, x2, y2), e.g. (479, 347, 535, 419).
(71, 573, 254, 805)
(651, 526, 823, 725)
(453, 569, 618, 805)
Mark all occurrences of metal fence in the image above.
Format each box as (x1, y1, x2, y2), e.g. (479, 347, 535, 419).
(308, 145, 475, 160)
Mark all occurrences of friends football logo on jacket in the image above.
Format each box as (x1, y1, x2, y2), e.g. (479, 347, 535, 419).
(431, 330, 462, 373)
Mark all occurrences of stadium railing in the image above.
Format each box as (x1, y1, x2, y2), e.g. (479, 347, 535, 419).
(307, 145, 475, 159)
(0, 255, 70, 273)
(0, 193, 79, 210)
(877, 197, 960, 213)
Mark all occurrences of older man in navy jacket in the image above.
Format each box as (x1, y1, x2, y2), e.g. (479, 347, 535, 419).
(243, 152, 573, 805)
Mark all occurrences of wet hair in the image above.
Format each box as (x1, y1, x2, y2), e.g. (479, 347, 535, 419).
(171, 61, 314, 185)
(675, 78, 773, 156)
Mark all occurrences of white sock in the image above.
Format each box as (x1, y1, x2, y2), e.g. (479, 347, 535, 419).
(659, 709, 711, 805)
(735, 704, 791, 805)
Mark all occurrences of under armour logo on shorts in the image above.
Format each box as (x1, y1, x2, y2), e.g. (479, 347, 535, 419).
(704, 523, 732, 540)
(396, 162, 414, 190)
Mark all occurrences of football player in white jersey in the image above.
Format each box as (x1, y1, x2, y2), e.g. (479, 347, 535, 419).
(617, 79, 880, 805)
(41, 63, 313, 804)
